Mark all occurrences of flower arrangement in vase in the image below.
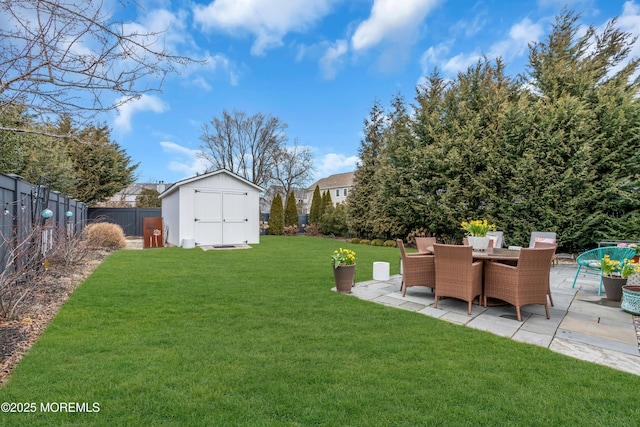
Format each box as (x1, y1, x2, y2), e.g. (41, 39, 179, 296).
(461, 219, 496, 251)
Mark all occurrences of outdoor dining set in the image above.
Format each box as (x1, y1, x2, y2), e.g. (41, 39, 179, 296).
(397, 231, 640, 321)
(397, 233, 562, 322)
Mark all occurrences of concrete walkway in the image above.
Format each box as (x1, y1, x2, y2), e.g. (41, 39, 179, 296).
(347, 263, 640, 376)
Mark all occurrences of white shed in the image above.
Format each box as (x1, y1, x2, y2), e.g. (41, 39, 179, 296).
(159, 169, 263, 248)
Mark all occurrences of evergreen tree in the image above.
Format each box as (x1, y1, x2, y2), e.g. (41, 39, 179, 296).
(136, 188, 161, 208)
(66, 123, 138, 205)
(309, 185, 322, 224)
(284, 191, 298, 227)
(269, 193, 284, 235)
(347, 99, 387, 239)
(321, 191, 332, 214)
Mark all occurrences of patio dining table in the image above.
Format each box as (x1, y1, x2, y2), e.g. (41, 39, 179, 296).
(424, 246, 522, 262)
(471, 247, 521, 261)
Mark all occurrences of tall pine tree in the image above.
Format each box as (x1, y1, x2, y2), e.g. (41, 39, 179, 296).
(269, 193, 284, 235)
(284, 191, 298, 228)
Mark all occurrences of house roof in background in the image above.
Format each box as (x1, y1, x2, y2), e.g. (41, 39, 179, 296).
(307, 172, 355, 191)
(113, 183, 169, 197)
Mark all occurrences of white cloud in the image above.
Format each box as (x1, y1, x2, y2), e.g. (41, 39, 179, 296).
(315, 153, 359, 179)
(351, 0, 441, 51)
(191, 77, 212, 91)
(615, 1, 640, 69)
(488, 18, 543, 60)
(319, 40, 348, 80)
(160, 141, 210, 178)
(193, 0, 337, 56)
(421, 16, 544, 76)
(114, 94, 168, 132)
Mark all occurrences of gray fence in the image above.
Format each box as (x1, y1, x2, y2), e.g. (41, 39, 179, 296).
(260, 213, 309, 235)
(0, 173, 88, 271)
(88, 208, 162, 236)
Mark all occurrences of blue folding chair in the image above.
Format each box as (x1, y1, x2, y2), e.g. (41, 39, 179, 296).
(572, 247, 637, 295)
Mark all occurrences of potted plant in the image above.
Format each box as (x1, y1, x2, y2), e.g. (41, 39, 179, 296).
(331, 248, 356, 293)
(461, 219, 496, 251)
(622, 266, 640, 314)
(601, 255, 638, 301)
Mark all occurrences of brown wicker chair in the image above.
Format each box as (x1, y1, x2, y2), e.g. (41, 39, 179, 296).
(483, 247, 556, 321)
(432, 244, 483, 315)
(415, 237, 437, 253)
(533, 241, 558, 306)
(397, 239, 436, 297)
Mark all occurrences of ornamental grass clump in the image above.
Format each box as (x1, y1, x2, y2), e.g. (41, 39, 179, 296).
(461, 219, 496, 237)
(83, 222, 127, 250)
(331, 248, 356, 268)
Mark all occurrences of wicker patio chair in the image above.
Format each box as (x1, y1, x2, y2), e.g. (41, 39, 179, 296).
(415, 237, 437, 253)
(533, 241, 557, 306)
(432, 244, 483, 315)
(571, 246, 637, 295)
(483, 247, 556, 321)
(397, 240, 436, 297)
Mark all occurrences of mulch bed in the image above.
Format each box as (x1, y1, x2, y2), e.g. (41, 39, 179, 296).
(0, 248, 109, 385)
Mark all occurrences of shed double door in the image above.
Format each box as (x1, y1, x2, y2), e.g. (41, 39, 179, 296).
(194, 190, 248, 245)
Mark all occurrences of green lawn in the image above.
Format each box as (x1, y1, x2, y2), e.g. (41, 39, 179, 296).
(1, 235, 639, 426)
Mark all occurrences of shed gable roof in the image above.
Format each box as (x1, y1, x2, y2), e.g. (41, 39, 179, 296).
(159, 169, 264, 199)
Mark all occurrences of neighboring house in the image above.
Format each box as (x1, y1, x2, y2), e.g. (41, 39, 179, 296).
(260, 186, 307, 214)
(97, 182, 169, 207)
(305, 172, 355, 210)
(159, 169, 263, 248)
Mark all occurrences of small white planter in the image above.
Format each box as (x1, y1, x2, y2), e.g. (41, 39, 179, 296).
(467, 236, 490, 251)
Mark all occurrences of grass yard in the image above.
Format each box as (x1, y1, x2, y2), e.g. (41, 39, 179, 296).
(1, 235, 639, 425)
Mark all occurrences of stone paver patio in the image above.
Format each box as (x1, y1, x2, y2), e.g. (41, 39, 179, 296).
(342, 263, 640, 376)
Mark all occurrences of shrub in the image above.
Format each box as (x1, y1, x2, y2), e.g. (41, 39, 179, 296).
(305, 223, 321, 236)
(359, 239, 371, 245)
(83, 222, 126, 250)
(406, 228, 434, 246)
(350, 238, 361, 244)
(371, 239, 384, 246)
(283, 225, 299, 236)
(383, 240, 396, 247)
(319, 203, 348, 237)
(50, 227, 89, 265)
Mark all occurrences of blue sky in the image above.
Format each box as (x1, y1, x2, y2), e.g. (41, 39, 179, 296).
(106, 0, 640, 185)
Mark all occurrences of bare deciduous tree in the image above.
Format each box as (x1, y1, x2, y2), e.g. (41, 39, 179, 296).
(0, 0, 200, 137)
(272, 138, 314, 199)
(198, 109, 288, 188)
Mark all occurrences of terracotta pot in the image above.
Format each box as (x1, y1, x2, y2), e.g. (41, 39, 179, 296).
(333, 264, 356, 293)
(602, 275, 627, 301)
